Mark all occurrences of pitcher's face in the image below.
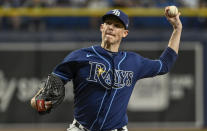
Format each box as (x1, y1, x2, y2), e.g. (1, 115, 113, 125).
(100, 17, 128, 45)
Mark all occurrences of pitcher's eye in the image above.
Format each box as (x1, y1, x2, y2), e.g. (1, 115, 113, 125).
(105, 21, 112, 25)
(114, 24, 123, 28)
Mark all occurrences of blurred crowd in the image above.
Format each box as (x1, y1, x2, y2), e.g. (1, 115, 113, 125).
(0, 0, 202, 8)
(0, 0, 205, 31)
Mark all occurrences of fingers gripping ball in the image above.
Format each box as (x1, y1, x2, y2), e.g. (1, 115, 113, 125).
(166, 6, 178, 17)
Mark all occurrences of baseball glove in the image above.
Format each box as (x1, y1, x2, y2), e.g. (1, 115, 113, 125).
(34, 74, 65, 114)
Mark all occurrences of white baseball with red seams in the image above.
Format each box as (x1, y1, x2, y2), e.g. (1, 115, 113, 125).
(167, 6, 178, 17)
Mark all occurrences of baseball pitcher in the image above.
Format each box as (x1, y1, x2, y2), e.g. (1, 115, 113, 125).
(31, 7, 182, 131)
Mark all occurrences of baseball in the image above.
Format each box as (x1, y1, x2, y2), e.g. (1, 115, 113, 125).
(167, 6, 178, 17)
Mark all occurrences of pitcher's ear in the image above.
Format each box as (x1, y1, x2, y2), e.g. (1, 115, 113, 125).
(123, 30, 129, 38)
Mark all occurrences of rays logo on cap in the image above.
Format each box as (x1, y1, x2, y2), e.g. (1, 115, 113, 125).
(112, 9, 120, 16)
(102, 9, 129, 29)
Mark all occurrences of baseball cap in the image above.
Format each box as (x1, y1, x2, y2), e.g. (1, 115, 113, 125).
(102, 9, 129, 29)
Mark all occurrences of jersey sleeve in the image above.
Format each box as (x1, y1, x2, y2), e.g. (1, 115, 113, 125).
(138, 57, 162, 79)
(52, 49, 81, 82)
(138, 47, 177, 79)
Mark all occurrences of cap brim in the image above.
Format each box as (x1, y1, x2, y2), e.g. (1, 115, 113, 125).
(102, 14, 127, 29)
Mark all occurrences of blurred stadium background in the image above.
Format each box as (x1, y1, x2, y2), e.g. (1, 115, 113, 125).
(0, 0, 207, 131)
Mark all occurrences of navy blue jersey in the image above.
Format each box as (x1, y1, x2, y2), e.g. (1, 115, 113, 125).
(52, 45, 177, 131)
